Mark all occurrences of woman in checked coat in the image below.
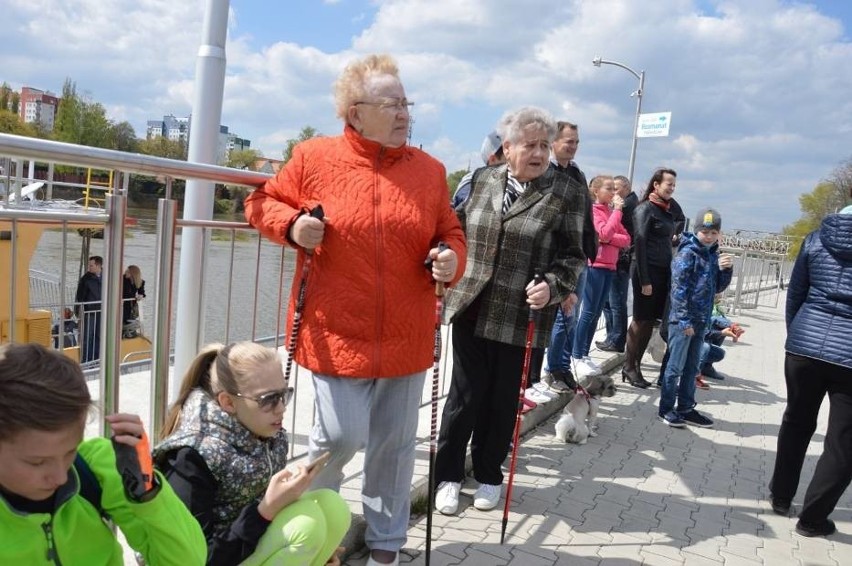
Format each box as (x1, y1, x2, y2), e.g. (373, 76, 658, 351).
(433, 106, 586, 515)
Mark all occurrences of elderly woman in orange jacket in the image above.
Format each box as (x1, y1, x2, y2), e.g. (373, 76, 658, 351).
(244, 54, 466, 566)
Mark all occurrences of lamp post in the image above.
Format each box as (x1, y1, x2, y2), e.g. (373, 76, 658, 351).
(592, 56, 645, 186)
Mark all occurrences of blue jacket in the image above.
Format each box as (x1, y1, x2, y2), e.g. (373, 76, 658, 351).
(668, 233, 733, 331)
(785, 213, 852, 369)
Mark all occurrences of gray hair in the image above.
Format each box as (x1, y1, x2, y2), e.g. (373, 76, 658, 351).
(497, 106, 557, 145)
(614, 175, 631, 189)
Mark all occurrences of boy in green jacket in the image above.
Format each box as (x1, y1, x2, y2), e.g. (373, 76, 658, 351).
(0, 343, 206, 565)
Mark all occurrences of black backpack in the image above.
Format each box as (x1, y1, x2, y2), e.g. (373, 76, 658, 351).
(73, 454, 109, 520)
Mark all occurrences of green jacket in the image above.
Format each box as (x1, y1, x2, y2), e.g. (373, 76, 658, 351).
(0, 437, 206, 565)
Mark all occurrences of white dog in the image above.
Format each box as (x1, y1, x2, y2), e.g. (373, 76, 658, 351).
(554, 375, 617, 444)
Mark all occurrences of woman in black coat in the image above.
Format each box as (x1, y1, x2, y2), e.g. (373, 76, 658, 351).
(622, 168, 677, 388)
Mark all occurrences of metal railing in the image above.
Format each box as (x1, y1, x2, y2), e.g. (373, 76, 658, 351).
(1, 133, 456, 464)
(2, 132, 800, 461)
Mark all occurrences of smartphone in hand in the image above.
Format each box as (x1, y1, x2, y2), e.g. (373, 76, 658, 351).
(305, 451, 331, 475)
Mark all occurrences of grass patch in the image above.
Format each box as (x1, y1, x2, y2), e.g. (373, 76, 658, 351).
(409, 493, 431, 517)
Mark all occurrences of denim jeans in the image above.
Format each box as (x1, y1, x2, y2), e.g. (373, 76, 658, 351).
(699, 340, 725, 370)
(546, 268, 587, 372)
(572, 267, 613, 359)
(602, 267, 630, 349)
(659, 322, 706, 417)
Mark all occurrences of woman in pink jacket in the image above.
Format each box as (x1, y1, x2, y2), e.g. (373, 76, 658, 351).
(571, 176, 631, 378)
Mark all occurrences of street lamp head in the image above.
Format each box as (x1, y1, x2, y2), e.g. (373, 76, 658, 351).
(592, 56, 602, 67)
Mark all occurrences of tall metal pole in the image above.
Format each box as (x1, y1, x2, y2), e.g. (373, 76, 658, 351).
(173, 0, 229, 395)
(627, 70, 645, 186)
(592, 57, 645, 186)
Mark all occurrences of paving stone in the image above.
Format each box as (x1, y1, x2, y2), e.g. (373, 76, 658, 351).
(345, 300, 852, 566)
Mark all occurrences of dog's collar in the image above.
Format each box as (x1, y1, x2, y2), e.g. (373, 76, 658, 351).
(576, 385, 592, 402)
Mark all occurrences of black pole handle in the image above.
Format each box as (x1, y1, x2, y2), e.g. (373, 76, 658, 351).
(309, 204, 325, 220)
(423, 241, 449, 271)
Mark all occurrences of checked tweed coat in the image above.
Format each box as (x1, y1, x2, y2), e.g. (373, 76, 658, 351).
(443, 163, 586, 349)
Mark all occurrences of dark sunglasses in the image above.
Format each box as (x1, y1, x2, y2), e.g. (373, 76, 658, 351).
(234, 387, 294, 411)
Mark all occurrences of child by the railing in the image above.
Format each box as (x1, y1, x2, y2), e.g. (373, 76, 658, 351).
(0, 342, 206, 564)
(154, 342, 349, 566)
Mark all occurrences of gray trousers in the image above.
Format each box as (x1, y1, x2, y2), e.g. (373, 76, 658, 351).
(309, 371, 426, 553)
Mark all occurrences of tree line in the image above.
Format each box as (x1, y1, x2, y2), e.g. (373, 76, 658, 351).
(0, 78, 260, 169)
(782, 157, 852, 257)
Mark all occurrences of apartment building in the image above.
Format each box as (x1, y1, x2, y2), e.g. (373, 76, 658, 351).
(19, 87, 60, 131)
(147, 115, 250, 164)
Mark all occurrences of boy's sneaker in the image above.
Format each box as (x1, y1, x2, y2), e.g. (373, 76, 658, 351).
(473, 483, 501, 510)
(573, 357, 602, 378)
(435, 481, 460, 515)
(681, 409, 714, 428)
(795, 519, 836, 537)
(660, 411, 686, 428)
(695, 376, 710, 390)
(583, 356, 602, 372)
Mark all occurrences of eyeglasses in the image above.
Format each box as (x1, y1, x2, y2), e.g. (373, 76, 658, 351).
(234, 387, 294, 411)
(354, 98, 414, 112)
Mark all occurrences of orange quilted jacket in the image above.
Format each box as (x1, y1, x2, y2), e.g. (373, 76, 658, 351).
(245, 126, 466, 377)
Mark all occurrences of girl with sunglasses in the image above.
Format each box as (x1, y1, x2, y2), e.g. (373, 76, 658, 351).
(154, 341, 350, 565)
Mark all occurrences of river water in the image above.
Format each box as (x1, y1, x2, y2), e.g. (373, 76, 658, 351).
(29, 207, 297, 348)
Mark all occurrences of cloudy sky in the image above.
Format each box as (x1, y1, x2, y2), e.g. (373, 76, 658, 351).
(4, 0, 851, 232)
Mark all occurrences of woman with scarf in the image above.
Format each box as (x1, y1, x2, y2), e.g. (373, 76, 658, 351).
(622, 168, 678, 388)
(433, 106, 586, 516)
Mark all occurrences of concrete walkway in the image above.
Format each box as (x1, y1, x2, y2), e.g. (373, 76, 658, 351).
(341, 294, 852, 566)
(99, 291, 850, 565)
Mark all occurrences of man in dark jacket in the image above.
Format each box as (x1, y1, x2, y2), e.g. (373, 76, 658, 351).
(541, 121, 598, 392)
(75, 255, 102, 363)
(598, 175, 638, 352)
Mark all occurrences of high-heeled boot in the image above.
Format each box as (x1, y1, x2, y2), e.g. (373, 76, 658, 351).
(622, 320, 653, 388)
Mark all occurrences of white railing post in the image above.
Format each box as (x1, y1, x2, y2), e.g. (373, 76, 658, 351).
(172, 0, 230, 388)
(100, 191, 127, 434)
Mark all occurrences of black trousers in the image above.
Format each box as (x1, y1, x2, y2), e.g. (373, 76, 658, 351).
(434, 317, 538, 486)
(771, 353, 852, 523)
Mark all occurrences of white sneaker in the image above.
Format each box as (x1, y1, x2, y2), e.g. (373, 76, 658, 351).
(525, 387, 553, 404)
(473, 483, 501, 510)
(366, 554, 399, 566)
(435, 481, 460, 515)
(532, 381, 558, 400)
(573, 357, 602, 378)
(583, 356, 602, 372)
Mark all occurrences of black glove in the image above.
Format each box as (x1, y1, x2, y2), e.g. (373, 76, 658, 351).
(112, 432, 159, 503)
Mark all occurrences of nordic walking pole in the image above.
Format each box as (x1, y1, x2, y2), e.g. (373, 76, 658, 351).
(284, 204, 324, 383)
(425, 242, 448, 566)
(501, 272, 542, 545)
